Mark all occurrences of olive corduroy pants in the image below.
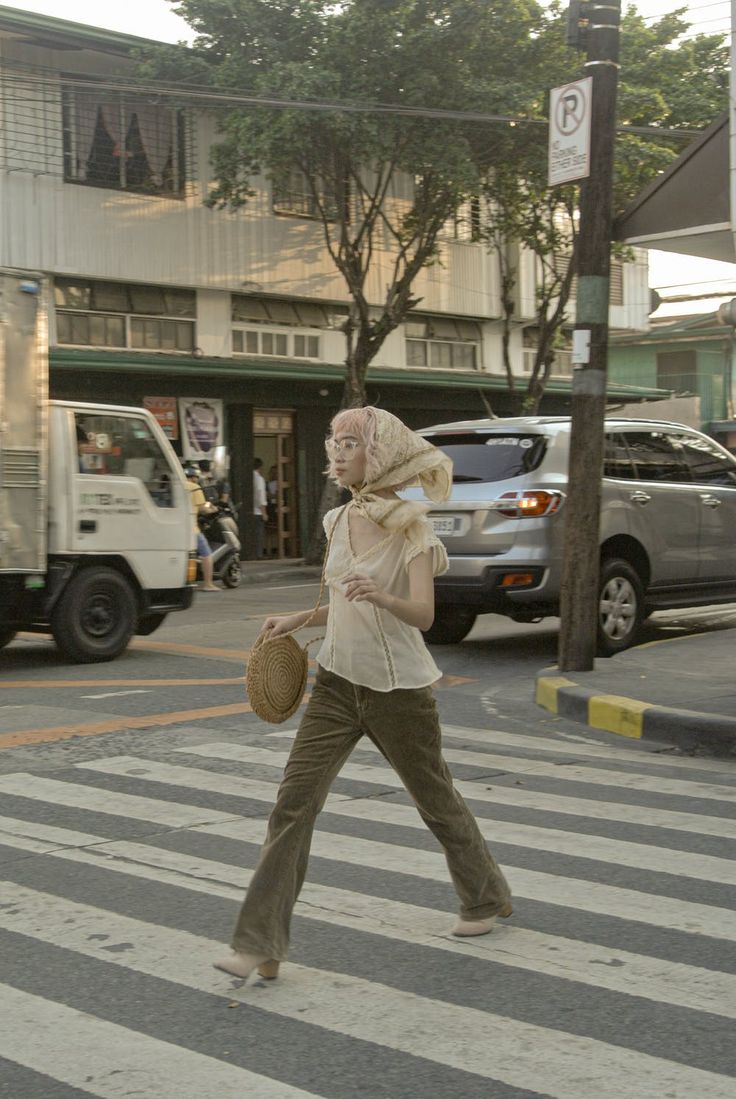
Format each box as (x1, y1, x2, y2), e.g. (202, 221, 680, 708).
(231, 666, 512, 959)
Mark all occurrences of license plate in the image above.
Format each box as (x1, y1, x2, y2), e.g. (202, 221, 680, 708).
(430, 515, 460, 535)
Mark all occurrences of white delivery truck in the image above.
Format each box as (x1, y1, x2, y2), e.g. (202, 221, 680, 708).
(0, 270, 197, 662)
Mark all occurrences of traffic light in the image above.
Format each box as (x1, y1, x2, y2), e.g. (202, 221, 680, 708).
(566, 0, 590, 50)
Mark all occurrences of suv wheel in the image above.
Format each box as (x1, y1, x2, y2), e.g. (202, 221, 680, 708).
(597, 558, 644, 656)
(423, 606, 477, 645)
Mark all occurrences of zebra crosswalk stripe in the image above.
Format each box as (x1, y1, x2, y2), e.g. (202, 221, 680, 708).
(2, 883, 735, 1099)
(2, 818, 734, 1020)
(234, 734, 736, 803)
(5, 817, 736, 1019)
(2, 762, 734, 938)
(2, 720, 736, 1097)
(77, 755, 736, 885)
(180, 738, 736, 808)
(0, 982, 322, 1099)
(271, 729, 736, 837)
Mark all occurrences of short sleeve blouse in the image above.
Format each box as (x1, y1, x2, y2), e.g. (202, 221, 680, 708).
(315, 505, 448, 692)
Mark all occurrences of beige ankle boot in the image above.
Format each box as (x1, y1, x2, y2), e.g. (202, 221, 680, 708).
(452, 903, 513, 937)
(213, 952, 280, 980)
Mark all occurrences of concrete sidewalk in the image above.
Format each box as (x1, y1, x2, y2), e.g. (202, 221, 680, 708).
(536, 629, 736, 754)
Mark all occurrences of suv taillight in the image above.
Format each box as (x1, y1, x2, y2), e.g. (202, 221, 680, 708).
(494, 490, 564, 518)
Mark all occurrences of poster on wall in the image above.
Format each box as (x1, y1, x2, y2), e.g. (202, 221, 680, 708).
(143, 397, 179, 440)
(179, 398, 224, 459)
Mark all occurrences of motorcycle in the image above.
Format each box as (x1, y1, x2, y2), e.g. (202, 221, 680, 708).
(198, 499, 242, 588)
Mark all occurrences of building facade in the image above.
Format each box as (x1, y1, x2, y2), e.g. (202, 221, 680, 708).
(0, 6, 654, 555)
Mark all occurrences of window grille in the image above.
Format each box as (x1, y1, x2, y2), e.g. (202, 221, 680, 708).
(61, 84, 187, 197)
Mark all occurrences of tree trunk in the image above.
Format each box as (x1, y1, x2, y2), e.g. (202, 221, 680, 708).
(302, 336, 372, 564)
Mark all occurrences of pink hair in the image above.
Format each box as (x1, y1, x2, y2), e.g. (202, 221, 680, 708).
(326, 406, 382, 485)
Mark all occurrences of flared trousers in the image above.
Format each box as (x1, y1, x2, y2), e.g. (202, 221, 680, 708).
(231, 666, 512, 959)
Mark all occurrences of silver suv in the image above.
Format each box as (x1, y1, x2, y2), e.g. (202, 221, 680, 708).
(405, 416, 736, 653)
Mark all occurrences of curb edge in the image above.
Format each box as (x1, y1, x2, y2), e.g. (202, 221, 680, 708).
(535, 670, 736, 751)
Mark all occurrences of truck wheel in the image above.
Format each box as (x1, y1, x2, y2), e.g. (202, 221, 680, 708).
(222, 557, 242, 588)
(422, 606, 477, 645)
(51, 567, 137, 663)
(0, 627, 17, 651)
(597, 558, 644, 656)
(136, 613, 167, 637)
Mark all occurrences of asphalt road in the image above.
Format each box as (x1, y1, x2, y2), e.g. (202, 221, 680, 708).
(1, 581, 735, 1097)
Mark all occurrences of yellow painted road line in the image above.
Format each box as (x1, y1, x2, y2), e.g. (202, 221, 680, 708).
(0, 653, 472, 750)
(0, 677, 244, 690)
(0, 698, 272, 751)
(131, 639, 253, 661)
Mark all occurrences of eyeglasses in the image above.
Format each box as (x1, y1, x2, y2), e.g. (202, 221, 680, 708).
(326, 437, 363, 455)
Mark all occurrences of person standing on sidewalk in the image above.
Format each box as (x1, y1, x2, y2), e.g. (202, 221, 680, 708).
(215, 406, 512, 982)
(252, 458, 268, 560)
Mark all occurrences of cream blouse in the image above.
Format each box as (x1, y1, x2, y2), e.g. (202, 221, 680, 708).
(316, 505, 449, 692)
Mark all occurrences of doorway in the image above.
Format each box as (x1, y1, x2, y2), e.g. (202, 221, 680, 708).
(253, 409, 299, 558)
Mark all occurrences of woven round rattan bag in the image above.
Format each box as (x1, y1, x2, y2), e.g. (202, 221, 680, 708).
(245, 631, 309, 724)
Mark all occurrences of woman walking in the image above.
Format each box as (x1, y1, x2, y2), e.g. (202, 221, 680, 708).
(215, 406, 512, 980)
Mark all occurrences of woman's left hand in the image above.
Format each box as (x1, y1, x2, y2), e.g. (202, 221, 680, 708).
(342, 572, 387, 608)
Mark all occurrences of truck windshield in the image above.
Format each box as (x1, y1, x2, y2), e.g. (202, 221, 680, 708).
(426, 432, 547, 483)
(75, 412, 176, 507)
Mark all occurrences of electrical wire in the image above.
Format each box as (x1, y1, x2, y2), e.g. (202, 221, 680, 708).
(0, 63, 702, 140)
(640, 0, 729, 20)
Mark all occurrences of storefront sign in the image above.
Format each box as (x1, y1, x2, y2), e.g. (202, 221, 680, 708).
(144, 397, 179, 440)
(179, 398, 224, 458)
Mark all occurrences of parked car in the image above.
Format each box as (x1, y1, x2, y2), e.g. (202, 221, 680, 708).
(402, 416, 736, 654)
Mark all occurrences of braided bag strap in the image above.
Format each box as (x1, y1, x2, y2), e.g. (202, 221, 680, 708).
(268, 501, 348, 645)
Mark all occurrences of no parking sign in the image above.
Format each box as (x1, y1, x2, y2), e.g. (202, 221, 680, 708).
(548, 77, 592, 186)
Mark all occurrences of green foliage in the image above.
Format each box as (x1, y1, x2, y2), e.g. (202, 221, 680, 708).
(143, 0, 729, 418)
(475, 2, 729, 410)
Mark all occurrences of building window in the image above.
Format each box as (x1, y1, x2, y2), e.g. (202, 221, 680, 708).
(55, 278, 195, 352)
(405, 317, 480, 371)
(230, 296, 343, 360)
(232, 328, 320, 359)
(62, 85, 186, 197)
(522, 328, 573, 377)
(656, 349, 698, 393)
(442, 198, 482, 243)
(272, 168, 337, 219)
(550, 253, 624, 306)
(610, 260, 624, 306)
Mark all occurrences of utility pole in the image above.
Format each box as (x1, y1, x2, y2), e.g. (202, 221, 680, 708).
(558, 0, 622, 671)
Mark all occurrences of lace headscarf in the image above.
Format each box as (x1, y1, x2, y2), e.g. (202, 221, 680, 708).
(329, 407, 453, 553)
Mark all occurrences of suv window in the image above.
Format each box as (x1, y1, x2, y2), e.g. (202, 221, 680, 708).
(621, 431, 691, 484)
(427, 432, 547, 483)
(672, 432, 736, 487)
(603, 433, 637, 480)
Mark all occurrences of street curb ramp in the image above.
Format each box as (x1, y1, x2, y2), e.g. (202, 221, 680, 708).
(536, 671, 736, 753)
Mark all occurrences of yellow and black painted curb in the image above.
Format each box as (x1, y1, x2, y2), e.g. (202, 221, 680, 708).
(536, 670, 736, 750)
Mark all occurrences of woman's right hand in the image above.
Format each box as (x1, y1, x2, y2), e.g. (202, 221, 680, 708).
(258, 612, 303, 639)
